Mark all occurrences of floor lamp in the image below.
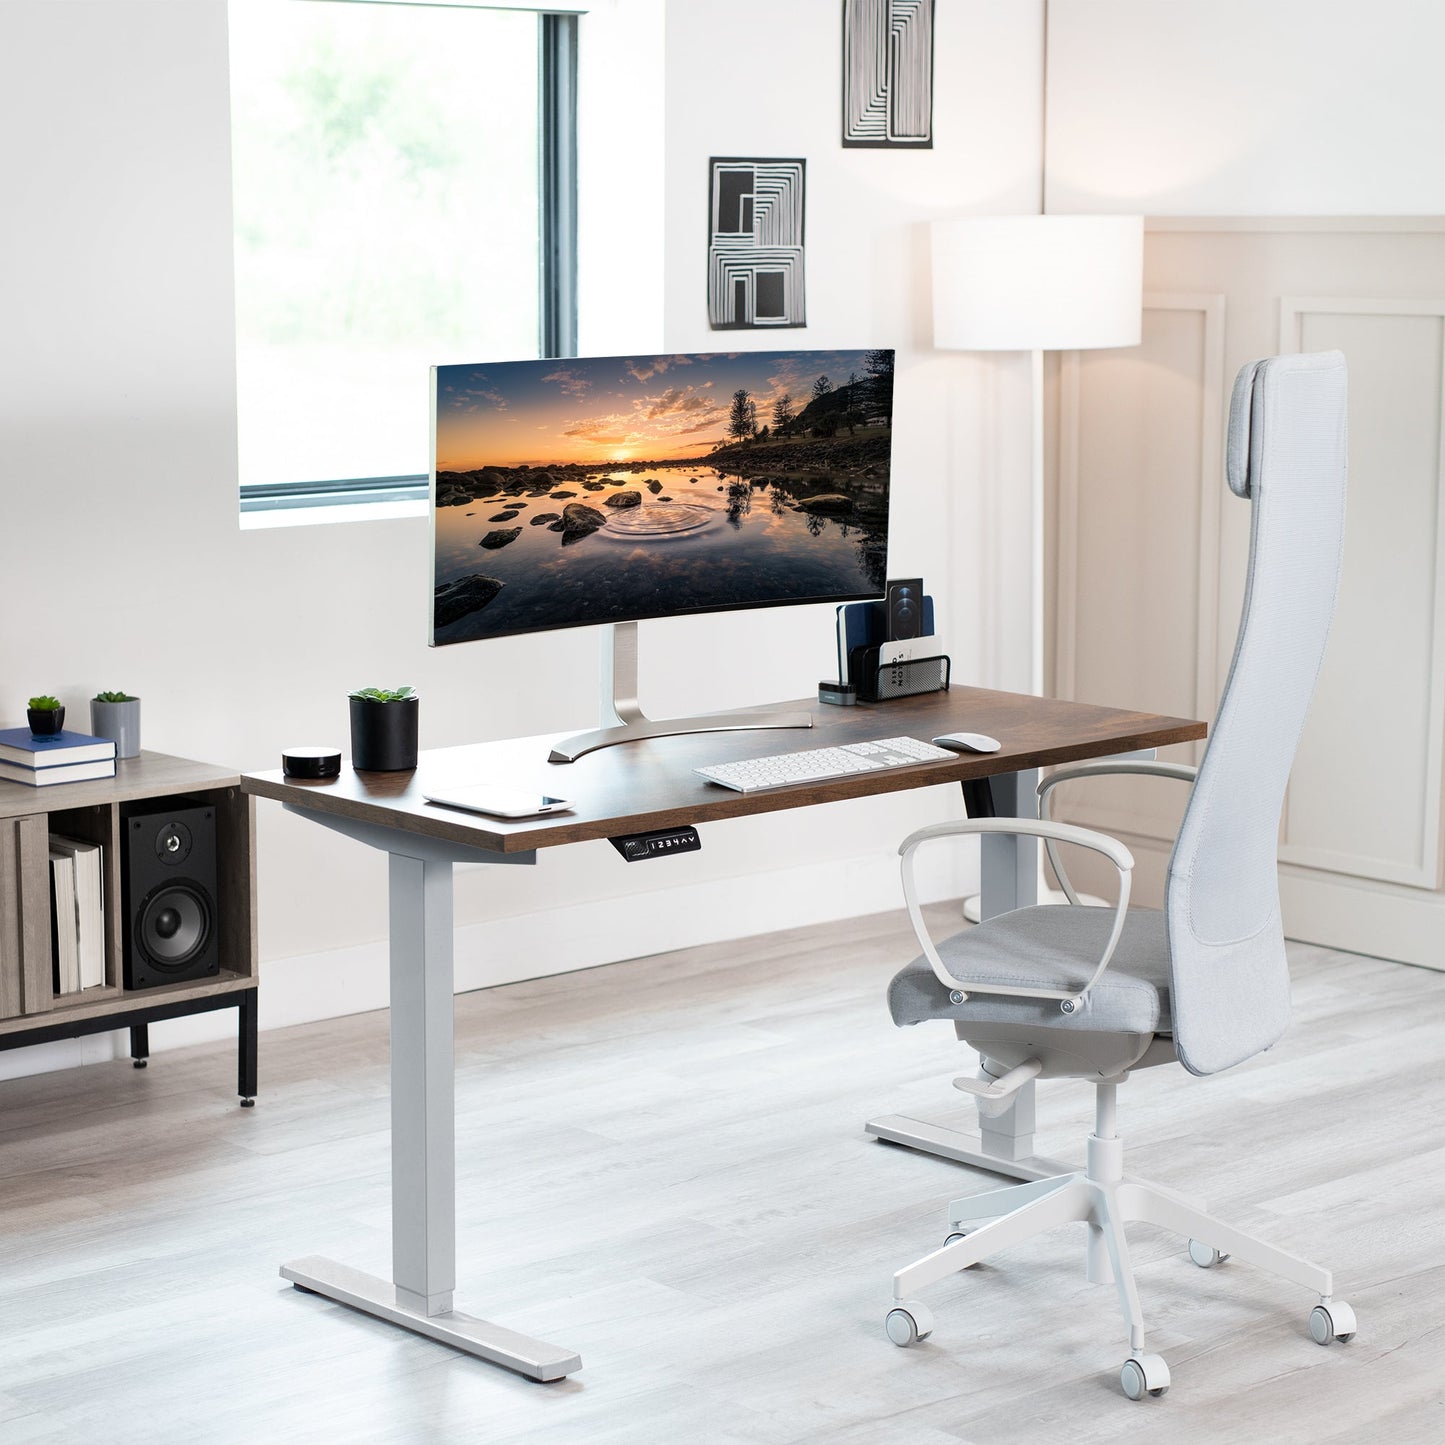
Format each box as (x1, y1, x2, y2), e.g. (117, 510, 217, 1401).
(932, 214, 1143, 914)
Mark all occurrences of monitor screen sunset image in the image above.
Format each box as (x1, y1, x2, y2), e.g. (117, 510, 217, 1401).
(430, 348, 894, 643)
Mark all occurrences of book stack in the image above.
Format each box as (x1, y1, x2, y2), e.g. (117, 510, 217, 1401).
(0, 727, 116, 787)
(49, 835, 105, 995)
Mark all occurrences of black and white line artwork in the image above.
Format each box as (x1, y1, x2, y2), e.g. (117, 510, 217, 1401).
(842, 0, 934, 148)
(707, 158, 806, 330)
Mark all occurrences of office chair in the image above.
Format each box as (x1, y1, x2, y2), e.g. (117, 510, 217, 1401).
(883, 351, 1353, 1400)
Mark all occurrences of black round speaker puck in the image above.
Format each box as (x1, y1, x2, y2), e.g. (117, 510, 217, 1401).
(282, 746, 342, 779)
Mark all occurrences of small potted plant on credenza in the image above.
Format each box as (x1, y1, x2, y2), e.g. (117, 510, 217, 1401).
(348, 686, 419, 771)
(90, 690, 142, 758)
(26, 695, 64, 736)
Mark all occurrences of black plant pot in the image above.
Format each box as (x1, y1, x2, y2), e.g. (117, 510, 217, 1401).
(27, 706, 64, 737)
(349, 697, 419, 772)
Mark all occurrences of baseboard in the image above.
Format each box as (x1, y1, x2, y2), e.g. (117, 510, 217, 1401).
(1276, 866, 1445, 972)
(0, 841, 975, 1078)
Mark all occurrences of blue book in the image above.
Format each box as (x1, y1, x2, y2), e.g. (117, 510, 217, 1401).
(0, 727, 117, 768)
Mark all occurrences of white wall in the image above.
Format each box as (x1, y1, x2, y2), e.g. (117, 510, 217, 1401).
(660, 0, 1047, 697)
(1048, 0, 1445, 215)
(11, 0, 1435, 1084)
(0, 0, 1047, 1080)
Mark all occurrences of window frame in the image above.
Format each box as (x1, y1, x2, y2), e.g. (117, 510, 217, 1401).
(236, 7, 579, 515)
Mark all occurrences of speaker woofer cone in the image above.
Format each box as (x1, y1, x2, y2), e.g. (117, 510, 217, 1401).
(137, 883, 212, 967)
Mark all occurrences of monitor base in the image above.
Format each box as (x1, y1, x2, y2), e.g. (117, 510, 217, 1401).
(548, 621, 813, 763)
(549, 708, 814, 764)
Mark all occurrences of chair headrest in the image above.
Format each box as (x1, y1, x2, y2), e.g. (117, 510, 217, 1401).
(1225, 359, 1264, 498)
(1226, 351, 1348, 499)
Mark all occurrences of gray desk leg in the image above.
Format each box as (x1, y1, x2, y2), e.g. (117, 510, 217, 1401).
(867, 768, 1072, 1181)
(281, 845, 582, 1381)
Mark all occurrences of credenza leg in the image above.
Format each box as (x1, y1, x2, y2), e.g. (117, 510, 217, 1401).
(238, 988, 258, 1106)
(130, 1023, 149, 1069)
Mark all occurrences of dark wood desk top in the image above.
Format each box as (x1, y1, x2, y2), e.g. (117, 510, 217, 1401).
(242, 688, 1205, 856)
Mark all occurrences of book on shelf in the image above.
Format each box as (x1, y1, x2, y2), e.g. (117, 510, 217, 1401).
(0, 727, 117, 767)
(49, 835, 105, 991)
(0, 757, 116, 787)
(49, 848, 80, 996)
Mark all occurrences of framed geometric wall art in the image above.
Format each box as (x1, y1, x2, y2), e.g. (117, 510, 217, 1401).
(707, 157, 806, 330)
(842, 0, 934, 148)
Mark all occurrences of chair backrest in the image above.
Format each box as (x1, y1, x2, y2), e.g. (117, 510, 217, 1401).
(1166, 351, 1348, 1076)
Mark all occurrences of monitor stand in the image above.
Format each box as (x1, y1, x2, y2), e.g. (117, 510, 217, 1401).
(548, 621, 814, 763)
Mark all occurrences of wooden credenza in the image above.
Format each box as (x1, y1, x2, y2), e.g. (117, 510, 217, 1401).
(0, 751, 258, 1103)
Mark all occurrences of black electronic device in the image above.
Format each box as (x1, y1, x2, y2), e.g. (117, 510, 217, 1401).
(282, 745, 342, 779)
(121, 798, 221, 990)
(818, 679, 857, 706)
(884, 577, 924, 640)
(608, 825, 701, 862)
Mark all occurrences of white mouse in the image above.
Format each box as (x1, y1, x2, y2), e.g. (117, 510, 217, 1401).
(932, 731, 1002, 754)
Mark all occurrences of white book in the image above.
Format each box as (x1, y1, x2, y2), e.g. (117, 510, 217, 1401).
(51, 836, 105, 989)
(0, 757, 116, 787)
(48, 848, 80, 995)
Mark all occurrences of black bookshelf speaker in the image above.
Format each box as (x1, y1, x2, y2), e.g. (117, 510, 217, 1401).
(121, 798, 221, 990)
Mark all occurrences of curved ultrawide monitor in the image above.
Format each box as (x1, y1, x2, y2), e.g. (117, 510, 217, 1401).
(430, 348, 894, 644)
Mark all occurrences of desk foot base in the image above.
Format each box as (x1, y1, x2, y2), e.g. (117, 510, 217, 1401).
(280, 1256, 582, 1381)
(866, 1115, 1073, 1183)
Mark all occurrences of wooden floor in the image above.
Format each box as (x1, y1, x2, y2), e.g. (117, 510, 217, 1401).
(2, 904, 1444, 1445)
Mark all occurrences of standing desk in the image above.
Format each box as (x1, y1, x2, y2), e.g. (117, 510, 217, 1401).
(242, 686, 1204, 1380)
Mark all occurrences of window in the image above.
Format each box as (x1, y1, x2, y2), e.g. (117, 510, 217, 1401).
(229, 1, 576, 510)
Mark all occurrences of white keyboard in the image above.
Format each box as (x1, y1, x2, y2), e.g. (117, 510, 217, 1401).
(695, 736, 957, 793)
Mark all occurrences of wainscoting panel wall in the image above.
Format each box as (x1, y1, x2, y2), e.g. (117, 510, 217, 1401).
(1054, 293, 1223, 854)
(1048, 221, 1445, 969)
(1278, 299, 1445, 889)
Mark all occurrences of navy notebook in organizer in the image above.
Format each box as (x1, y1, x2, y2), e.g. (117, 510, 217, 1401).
(836, 596, 936, 684)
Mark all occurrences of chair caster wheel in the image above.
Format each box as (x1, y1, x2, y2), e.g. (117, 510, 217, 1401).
(1188, 1238, 1228, 1268)
(1120, 1353, 1170, 1399)
(1309, 1301, 1356, 1345)
(885, 1301, 933, 1347)
(942, 1230, 981, 1267)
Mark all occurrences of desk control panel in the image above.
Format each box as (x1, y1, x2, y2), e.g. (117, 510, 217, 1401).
(609, 825, 701, 862)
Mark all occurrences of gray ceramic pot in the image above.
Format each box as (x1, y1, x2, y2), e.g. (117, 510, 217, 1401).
(90, 697, 141, 758)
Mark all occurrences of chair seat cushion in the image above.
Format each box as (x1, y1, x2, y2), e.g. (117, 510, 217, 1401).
(888, 905, 1172, 1035)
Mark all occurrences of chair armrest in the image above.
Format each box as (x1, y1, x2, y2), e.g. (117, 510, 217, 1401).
(897, 819, 1134, 1014)
(1036, 761, 1198, 906)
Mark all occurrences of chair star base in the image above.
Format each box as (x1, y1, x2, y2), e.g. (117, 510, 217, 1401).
(885, 1083, 1355, 1399)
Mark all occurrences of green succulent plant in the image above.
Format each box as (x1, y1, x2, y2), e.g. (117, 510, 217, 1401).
(27, 695, 61, 711)
(348, 686, 417, 703)
(94, 690, 137, 704)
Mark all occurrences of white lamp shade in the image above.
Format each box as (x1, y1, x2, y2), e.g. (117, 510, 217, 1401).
(931, 214, 1143, 352)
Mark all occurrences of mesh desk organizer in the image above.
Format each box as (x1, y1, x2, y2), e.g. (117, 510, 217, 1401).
(848, 646, 951, 702)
